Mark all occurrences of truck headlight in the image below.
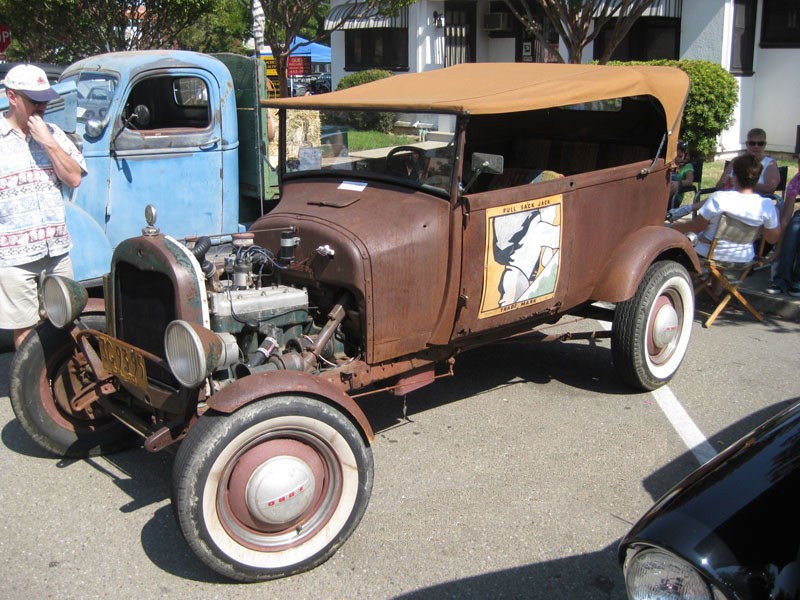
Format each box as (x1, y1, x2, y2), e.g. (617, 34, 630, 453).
(164, 320, 238, 388)
(624, 548, 716, 600)
(42, 275, 88, 329)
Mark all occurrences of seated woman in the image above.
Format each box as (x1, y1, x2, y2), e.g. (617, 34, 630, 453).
(670, 153, 781, 262)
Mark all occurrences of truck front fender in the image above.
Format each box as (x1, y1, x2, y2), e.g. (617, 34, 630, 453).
(205, 370, 375, 443)
(65, 202, 112, 286)
(592, 225, 700, 303)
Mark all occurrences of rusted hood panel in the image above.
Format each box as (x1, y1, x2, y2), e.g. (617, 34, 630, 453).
(250, 179, 453, 362)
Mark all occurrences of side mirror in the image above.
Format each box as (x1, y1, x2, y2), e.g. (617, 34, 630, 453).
(131, 104, 151, 127)
(462, 152, 504, 193)
(85, 119, 105, 138)
(471, 152, 504, 175)
(110, 104, 151, 155)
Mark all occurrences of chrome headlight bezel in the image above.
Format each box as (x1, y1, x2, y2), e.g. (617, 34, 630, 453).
(42, 275, 88, 329)
(164, 320, 237, 388)
(623, 546, 719, 600)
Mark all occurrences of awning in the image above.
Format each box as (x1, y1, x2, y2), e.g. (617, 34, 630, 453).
(324, 3, 408, 30)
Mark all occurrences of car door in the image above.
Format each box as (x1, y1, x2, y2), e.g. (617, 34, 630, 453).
(104, 68, 231, 247)
(453, 174, 570, 341)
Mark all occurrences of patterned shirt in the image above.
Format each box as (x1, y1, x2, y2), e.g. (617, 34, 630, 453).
(0, 117, 87, 267)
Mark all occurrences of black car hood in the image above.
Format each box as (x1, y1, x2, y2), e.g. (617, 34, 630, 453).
(621, 400, 800, 598)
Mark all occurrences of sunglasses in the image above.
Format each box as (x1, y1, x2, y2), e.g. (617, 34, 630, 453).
(747, 140, 766, 147)
(15, 92, 49, 107)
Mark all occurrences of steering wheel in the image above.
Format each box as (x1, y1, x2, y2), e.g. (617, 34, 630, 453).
(386, 146, 427, 181)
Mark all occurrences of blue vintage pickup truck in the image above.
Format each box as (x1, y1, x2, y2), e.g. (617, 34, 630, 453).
(1, 50, 276, 289)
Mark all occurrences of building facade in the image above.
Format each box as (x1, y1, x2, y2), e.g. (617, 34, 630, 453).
(326, 0, 800, 156)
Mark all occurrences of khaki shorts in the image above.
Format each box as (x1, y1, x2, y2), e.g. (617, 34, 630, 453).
(0, 254, 74, 329)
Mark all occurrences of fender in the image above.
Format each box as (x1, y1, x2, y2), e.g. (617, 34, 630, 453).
(65, 202, 112, 285)
(206, 370, 375, 443)
(592, 225, 700, 303)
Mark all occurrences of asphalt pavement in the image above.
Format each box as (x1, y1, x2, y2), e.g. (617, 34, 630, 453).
(2, 312, 799, 598)
(0, 238, 798, 598)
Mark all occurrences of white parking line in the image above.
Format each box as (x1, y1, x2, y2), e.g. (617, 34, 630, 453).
(596, 317, 715, 464)
(650, 386, 717, 465)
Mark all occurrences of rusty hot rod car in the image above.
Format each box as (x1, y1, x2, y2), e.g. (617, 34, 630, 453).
(10, 63, 698, 582)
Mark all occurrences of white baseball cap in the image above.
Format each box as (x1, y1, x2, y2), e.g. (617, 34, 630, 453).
(2, 64, 59, 102)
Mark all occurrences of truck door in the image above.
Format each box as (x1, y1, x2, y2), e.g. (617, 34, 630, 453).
(104, 68, 237, 247)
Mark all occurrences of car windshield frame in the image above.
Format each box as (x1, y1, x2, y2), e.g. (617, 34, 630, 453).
(280, 108, 458, 196)
(60, 70, 120, 122)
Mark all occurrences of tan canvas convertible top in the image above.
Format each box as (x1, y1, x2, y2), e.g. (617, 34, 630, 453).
(264, 62, 690, 155)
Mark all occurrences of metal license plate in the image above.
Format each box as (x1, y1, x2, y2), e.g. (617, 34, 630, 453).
(96, 332, 148, 391)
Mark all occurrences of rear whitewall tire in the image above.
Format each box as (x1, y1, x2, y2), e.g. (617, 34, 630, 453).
(612, 261, 694, 391)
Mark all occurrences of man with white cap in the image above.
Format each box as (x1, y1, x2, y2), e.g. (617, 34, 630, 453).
(1, 64, 87, 349)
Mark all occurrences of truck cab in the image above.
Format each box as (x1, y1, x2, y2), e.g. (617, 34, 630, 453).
(1, 50, 275, 288)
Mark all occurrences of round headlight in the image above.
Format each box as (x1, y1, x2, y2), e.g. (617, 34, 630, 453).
(625, 548, 713, 600)
(164, 320, 238, 388)
(42, 275, 88, 329)
(165, 320, 209, 388)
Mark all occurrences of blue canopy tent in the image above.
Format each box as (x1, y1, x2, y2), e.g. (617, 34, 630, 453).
(258, 37, 331, 95)
(291, 36, 331, 66)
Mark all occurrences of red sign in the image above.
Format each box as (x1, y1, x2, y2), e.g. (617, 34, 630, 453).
(287, 56, 311, 77)
(0, 24, 11, 54)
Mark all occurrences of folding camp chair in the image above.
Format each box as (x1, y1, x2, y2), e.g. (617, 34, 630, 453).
(695, 212, 767, 328)
(774, 165, 789, 202)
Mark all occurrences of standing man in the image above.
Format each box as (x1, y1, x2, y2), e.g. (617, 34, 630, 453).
(1, 64, 87, 349)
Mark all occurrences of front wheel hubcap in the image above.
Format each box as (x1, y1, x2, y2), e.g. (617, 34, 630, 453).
(246, 455, 317, 524)
(651, 297, 679, 351)
(226, 438, 327, 534)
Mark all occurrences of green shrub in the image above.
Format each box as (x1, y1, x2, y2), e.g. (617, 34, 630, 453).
(331, 69, 395, 133)
(336, 69, 393, 90)
(609, 59, 738, 160)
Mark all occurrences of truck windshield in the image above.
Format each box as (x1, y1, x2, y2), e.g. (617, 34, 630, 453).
(60, 72, 119, 122)
(281, 109, 457, 194)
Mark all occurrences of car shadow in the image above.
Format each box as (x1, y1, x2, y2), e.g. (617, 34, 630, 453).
(358, 336, 636, 434)
(394, 542, 626, 599)
(140, 504, 231, 583)
(139, 506, 629, 594)
(33, 394, 799, 586)
(1, 416, 63, 459)
(638, 396, 799, 502)
(6, 345, 791, 586)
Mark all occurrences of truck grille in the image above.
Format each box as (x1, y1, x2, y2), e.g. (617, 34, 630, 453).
(114, 261, 178, 387)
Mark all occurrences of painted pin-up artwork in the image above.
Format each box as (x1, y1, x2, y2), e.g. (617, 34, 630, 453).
(479, 196, 562, 319)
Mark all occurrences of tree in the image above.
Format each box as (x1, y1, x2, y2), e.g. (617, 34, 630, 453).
(0, 0, 216, 64)
(255, 0, 415, 97)
(502, 0, 658, 64)
(648, 59, 738, 160)
(177, 0, 252, 54)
